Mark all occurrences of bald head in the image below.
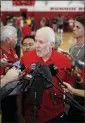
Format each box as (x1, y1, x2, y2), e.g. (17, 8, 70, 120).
(35, 27, 55, 44)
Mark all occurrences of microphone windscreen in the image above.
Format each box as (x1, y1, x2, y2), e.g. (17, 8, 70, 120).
(12, 61, 25, 71)
(20, 64, 26, 71)
(40, 64, 52, 81)
(38, 64, 53, 88)
(30, 63, 36, 70)
(30, 62, 41, 71)
(76, 60, 85, 69)
(49, 64, 58, 76)
(12, 61, 20, 67)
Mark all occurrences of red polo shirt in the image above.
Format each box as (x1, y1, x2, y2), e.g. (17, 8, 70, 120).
(21, 49, 74, 123)
(0, 47, 19, 75)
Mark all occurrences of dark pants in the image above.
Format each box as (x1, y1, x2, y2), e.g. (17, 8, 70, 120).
(1, 95, 17, 123)
(68, 106, 85, 123)
(45, 112, 69, 123)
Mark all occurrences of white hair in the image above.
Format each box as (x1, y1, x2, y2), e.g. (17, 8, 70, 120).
(35, 27, 55, 43)
(1, 25, 17, 43)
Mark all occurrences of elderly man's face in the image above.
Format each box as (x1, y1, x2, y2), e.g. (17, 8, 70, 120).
(35, 37, 52, 58)
(10, 33, 17, 48)
(73, 20, 84, 38)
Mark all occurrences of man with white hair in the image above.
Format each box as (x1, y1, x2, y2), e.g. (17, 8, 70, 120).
(0, 25, 18, 75)
(0, 25, 19, 123)
(20, 27, 74, 123)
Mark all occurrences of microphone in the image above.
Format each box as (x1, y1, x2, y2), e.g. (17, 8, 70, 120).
(12, 61, 25, 71)
(75, 60, 85, 69)
(0, 63, 42, 100)
(49, 64, 58, 76)
(78, 60, 85, 66)
(49, 64, 67, 88)
(49, 64, 72, 75)
(38, 64, 53, 88)
(20, 63, 41, 89)
(29, 63, 57, 110)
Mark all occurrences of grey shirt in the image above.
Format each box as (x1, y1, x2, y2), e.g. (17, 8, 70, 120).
(69, 44, 85, 63)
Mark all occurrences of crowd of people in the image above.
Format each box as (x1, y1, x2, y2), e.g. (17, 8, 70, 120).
(0, 15, 85, 123)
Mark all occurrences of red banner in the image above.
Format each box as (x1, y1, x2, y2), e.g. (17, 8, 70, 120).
(13, 0, 36, 6)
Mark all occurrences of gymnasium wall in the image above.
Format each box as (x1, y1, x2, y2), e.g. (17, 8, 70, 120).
(1, 11, 84, 28)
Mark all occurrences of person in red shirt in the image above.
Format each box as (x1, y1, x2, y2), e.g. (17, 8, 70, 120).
(0, 25, 19, 75)
(0, 25, 19, 123)
(21, 20, 32, 38)
(20, 27, 75, 123)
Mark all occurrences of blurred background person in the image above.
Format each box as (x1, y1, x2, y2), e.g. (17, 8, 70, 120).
(40, 17, 47, 27)
(54, 35, 68, 53)
(57, 14, 64, 41)
(0, 19, 4, 27)
(26, 16, 32, 26)
(68, 18, 74, 32)
(12, 17, 22, 58)
(52, 17, 57, 32)
(54, 35, 62, 51)
(21, 20, 32, 38)
(31, 17, 37, 35)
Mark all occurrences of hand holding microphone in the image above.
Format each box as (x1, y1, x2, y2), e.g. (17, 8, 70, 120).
(63, 82, 85, 97)
(49, 64, 67, 88)
(1, 61, 27, 87)
(4, 68, 21, 81)
(0, 58, 12, 66)
(49, 64, 83, 84)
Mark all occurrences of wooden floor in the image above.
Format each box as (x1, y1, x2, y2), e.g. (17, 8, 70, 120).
(58, 32, 75, 51)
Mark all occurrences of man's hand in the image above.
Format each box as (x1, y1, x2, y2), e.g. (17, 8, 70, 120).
(1, 68, 22, 87)
(4, 68, 21, 82)
(0, 58, 12, 66)
(63, 82, 74, 94)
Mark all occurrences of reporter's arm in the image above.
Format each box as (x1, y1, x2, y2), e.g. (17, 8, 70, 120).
(63, 82, 85, 97)
(72, 88, 85, 97)
(1, 77, 10, 87)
